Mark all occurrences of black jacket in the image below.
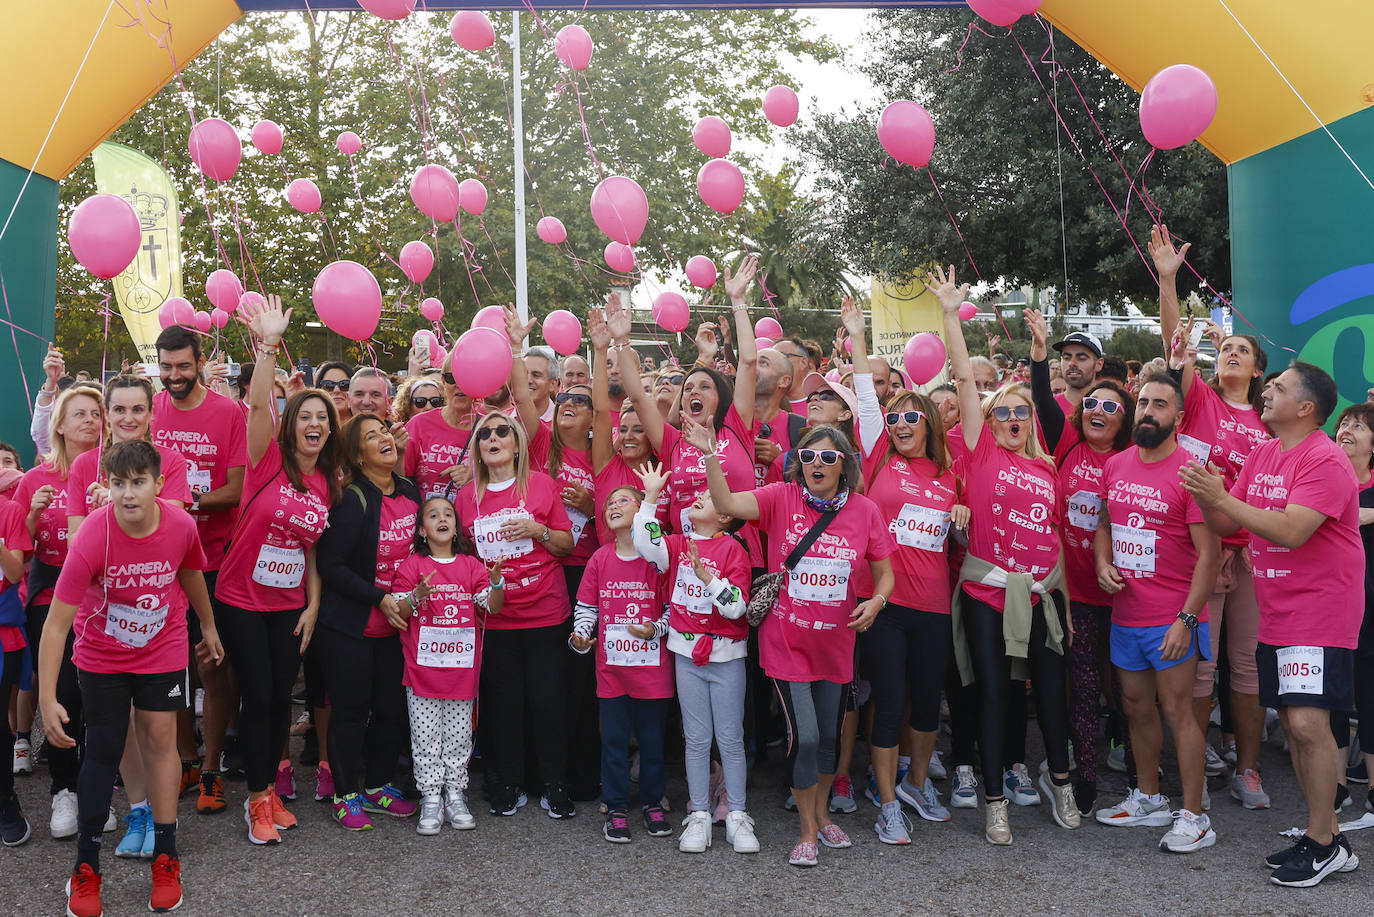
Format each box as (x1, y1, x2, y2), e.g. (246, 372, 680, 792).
(317, 472, 421, 639)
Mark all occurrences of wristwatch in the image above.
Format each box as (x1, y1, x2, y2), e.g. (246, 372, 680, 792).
(538, 525, 551, 543)
(1176, 611, 1199, 631)
(191, 491, 202, 512)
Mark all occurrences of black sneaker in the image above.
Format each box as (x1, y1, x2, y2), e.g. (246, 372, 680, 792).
(541, 784, 575, 819)
(1335, 784, 1352, 811)
(220, 735, 245, 778)
(1270, 835, 1349, 887)
(1074, 778, 1097, 817)
(642, 805, 673, 837)
(1348, 759, 1368, 784)
(1265, 839, 1303, 870)
(0, 794, 31, 847)
(488, 785, 526, 817)
(603, 810, 631, 843)
(1336, 833, 1360, 873)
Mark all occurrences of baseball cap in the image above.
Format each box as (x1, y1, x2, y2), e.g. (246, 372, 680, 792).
(1052, 331, 1104, 358)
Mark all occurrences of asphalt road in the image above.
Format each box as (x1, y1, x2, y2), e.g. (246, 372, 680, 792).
(4, 721, 1369, 916)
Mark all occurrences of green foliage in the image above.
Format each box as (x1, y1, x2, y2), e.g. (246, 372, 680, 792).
(1104, 326, 1164, 364)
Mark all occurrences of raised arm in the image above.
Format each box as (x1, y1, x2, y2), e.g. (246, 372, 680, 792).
(927, 266, 978, 451)
(1149, 223, 1191, 353)
(1025, 308, 1064, 450)
(630, 462, 671, 571)
(723, 254, 759, 429)
(1165, 316, 1200, 398)
(587, 306, 615, 473)
(241, 293, 292, 466)
(685, 415, 760, 522)
(607, 293, 665, 452)
(503, 304, 543, 440)
(841, 296, 883, 455)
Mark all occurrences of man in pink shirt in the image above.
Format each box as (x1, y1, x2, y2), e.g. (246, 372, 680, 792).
(1182, 362, 1363, 886)
(751, 347, 800, 485)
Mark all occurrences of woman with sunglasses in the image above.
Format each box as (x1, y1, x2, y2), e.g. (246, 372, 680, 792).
(691, 417, 892, 866)
(653, 369, 685, 423)
(392, 373, 445, 426)
(929, 265, 1080, 844)
(452, 410, 576, 818)
(404, 354, 479, 502)
(313, 362, 354, 422)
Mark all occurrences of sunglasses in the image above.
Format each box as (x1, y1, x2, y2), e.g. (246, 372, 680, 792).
(442, 372, 456, 385)
(885, 410, 925, 427)
(318, 379, 346, 391)
(412, 396, 444, 409)
(798, 448, 845, 466)
(990, 404, 1032, 422)
(659, 374, 684, 385)
(1082, 397, 1122, 415)
(476, 423, 513, 442)
(809, 390, 840, 403)
(759, 422, 772, 438)
(555, 392, 592, 408)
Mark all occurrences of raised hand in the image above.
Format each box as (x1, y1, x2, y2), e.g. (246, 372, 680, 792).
(633, 460, 669, 497)
(694, 322, 719, 363)
(503, 303, 538, 350)
(1148, 223, 1191, 278)
(587, 307, 612, 351)
(723, 253, 759, 304)
(413, 571, 435, 605)
(605, 292, 631, 342)
(243, 293, 292, 346)
(42, 345, 65, 388)
(688, 540, 711, 584)
(681, 414, 717, 456)
(1023, 308, 1047, 361)
(840, 295, 865, 338)
(924, 265, 971, 314)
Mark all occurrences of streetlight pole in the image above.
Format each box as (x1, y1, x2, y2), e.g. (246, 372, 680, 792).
(510, 11, 529, 324)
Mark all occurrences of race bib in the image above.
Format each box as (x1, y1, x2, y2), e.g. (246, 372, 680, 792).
(105, 601, 169, 648)
(1067, 491, 1103, 532)
(894, 503, 951, 552)
(187, 466, 211, 495)
(1111, 523, 1157, 573)
(603, 623, 660, 667)
(1179, 434, 1212, 465)
(251, 543, 306, 589)
(472, 513, 533, 561)
(416, 625, 476, 669)
(670, 566, 713, 616)
(1276, 645, 1324, 695)
(788, 555, 850, 603)
(567, 507, 589, 545)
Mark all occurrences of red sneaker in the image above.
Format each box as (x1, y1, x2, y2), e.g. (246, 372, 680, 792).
(65, 863, 102, 917)
(149, 854, 183, 912)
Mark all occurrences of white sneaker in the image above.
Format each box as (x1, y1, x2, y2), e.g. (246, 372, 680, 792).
(1095, 787, 1173, 827)
(1159, 809, 1216, 853)
(951, 765, 979, 808)
(1204, 744, 1227, 777)
(12, 738, 32, 775)
(928, 749, 947, 781)
(724, 810, 760, 853)
(50, 789, 78, 839)
(1201, 785, 1211, 812)
(417, 795, 443, 836)
(445, 793, 476, 830)
(679, 810, 712, 853)
(103, 807, 117, 833)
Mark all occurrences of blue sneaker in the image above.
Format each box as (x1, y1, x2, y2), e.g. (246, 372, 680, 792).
(1003, 764, 1041, 806)
(951, 765, 979, 809)
(896, 777, 951, 822)
(115, 805, 152, 858)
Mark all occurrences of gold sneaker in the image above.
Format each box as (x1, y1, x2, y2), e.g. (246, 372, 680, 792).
(985, 798, 1012, 845)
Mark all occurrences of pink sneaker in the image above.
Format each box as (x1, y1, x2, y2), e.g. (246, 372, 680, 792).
(361, 784, 418, 818)
(817, 823, 852, 848)
(788, 840, 819, 867)
(314, 764, 335, 802)
(331, 793, 373, 831)
(275, 761, 297, 801)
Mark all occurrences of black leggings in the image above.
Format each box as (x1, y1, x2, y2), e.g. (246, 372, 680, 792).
(479, 622, 569, 790)
(775, 678, 846, 791)
(318, 627, 406, 796)
(0, 648, 20, 803)
(860, 602, 951, 747)
(216, 603, 303, 793)
(26, 604, 81, 795)
(562, 566, 600, 796)
(964, 594, 1072, 799)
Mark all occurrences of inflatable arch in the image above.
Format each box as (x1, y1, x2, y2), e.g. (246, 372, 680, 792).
(2, 0, 1373, 447)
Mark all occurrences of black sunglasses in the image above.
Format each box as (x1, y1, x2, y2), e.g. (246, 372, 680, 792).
(759, 422, 772, 438)
(798, 448, 844, 465)
(476, 424, 513, 442)
(990, 404, 1032, 422)
(885, 410, 925, 426)
(318, 379, 346, 391)
(442, 372, 456, 385)
(808, 390, 840, 403)
(1082, 397, 1122, 414)
(412, 396, 444, 409)
(556, 392, 592, 408)
(659, 374, 684, 385)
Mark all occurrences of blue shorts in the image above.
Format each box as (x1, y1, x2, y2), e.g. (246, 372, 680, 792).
(1110, 620, 1211, 672)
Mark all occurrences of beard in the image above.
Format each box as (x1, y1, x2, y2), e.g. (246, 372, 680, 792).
(608, 381, 625, 397)
(1132, 418, 1175, 449)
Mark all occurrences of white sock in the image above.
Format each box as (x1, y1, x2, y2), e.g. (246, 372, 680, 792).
(1145, 792, 1164, 805)
(129, 799, 149, 811)
(897, 755, 911, 770)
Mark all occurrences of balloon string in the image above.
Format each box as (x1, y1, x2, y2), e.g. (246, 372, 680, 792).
(0, 265, 37, 413)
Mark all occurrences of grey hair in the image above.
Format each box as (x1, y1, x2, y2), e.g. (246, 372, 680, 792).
(783, 424, 862, 493)
(969, 355, 998, 378)
(525, 345, 561, 380)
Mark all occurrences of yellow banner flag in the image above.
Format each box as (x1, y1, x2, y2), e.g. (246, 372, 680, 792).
(92, 142, 183, 363)
(868, 275, 945, 383)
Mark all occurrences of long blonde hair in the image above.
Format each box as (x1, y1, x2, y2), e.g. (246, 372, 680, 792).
(472, 410, 530, 500)
(983, 382, 1049, 463)
(46, 384, 105, 478)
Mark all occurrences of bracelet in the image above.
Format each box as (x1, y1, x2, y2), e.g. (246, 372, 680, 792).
(874, 593, 888, 607)
(259, 344, 280, 357)
(490, 577, 505, 590)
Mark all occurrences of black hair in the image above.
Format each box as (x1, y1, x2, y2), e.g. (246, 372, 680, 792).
(1099, 354, 1128, 383)
(783, 425, 861, 494)
(102, 439, 161, 480)
(155, 325, 201, 362)
(0, 441, 21, 469)
(413, 496, 477, 558)
(1137, 373, 1184, 410)
(1288, 360, 1339, 425)
(315, 361, 355, 387)
(1336, 404, 1374, 469)
(679, 364, 735, 432)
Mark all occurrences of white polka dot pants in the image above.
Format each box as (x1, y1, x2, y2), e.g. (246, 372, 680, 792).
(406, 688, 475, 799)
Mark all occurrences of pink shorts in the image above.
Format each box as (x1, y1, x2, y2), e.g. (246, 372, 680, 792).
(1193, 547, 1259, 697)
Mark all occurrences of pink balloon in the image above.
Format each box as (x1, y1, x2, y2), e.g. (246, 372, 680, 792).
(903, 332, 948, 386)
(542, 309, 583, 356)
(67, 193, 140, 279)
(755, 337, 775, 350)
(652, 292, 690, 333)
(420, 297, 444, 322)
(188, 118, 241, 182)
(536, 216, 567, 245)
(1140, 64, 1218, 150)
(459, 178, 488, 216)
(762, 85, 800, 127)
(358, 0, 415, 21)
(555, 24, 593, 71)
(685, 255, 717, 289)
(250, 120, 283, 155)
(590, 176, 648, 245)
(696, 159, 745, 215)
(1007, 0, 1043, 12)
(451, 327, 512, 398)
(825, 368, 842, 383)
(192, 311, 212, 334)
(604, 241, 636, 274)
(286, 178, 322, 214)
(843, 338, 854, 356)
(336, 131, 362, 156)
(754, 316, 783, 340)
(171, 298, 195, 328)
(205, 269, 244, 311)
(400, 240, 435, 284)
(210, 308, 230, 330)
(410, 164, 460, 222)
(958, 301, 978, 321)
(237, 291, 265, 316)
(312, 260, 382, 341)
(159, 297, 190, 330)
(877, 100, 936, 168)
(471, 305, 507, 334)
(693, 116, 732, 158)
(966, 0, 1022, 27)
(450, 10, 495, 50)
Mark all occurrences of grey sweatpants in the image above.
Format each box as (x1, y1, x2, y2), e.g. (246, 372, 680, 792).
(675, 654, 747, 812)
(775, 678, 846, 791)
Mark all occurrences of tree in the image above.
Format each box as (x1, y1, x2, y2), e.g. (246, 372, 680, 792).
(801, 9, 1230, 310)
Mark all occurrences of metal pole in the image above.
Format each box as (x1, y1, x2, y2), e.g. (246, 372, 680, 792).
(511, 11, 529, 324)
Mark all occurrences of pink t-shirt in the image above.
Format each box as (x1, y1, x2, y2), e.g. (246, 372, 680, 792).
(754, 411, 796, 488)
(364, 491, 420, 638)
(0, 501, 33, 651)
(661, 404, 762, 563)
(151, 389, 248, 570)
(592, 456, 670, 547)
(961, 425, 1061, 612)
(1232, 430, 1363, 648)
(452, 472, 572, 630)
(1056, 441, 1117, 607)
(662, 533, 750, 643)
(1101, 445, 1206, 628)
(14, 462, 84, 605)
(547, 444, 600, 566)
(404, 409, 474, 501)
(393, 553, 489, 700)
(1180, 376, 1271, 547)
(577, 545, 674, 699)
(755, 483, 893, 683)
(861, 451, 957, 614)
(67, 444, 192, 516)
(215, 440, 332, 612)
(54, 500, 206, 675)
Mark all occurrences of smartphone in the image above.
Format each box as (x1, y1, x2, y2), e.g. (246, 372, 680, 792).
(1189, 323, 1205, 348)
(225, 360, 240, 383)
